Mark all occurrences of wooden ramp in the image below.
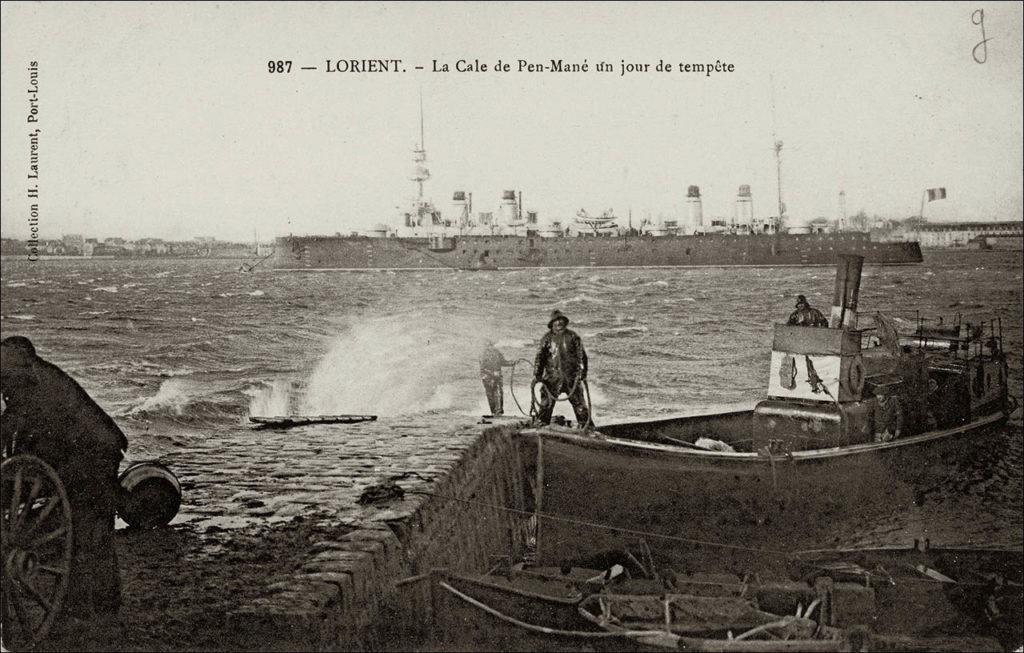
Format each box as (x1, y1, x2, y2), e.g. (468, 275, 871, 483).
(249, 414, 378, 429)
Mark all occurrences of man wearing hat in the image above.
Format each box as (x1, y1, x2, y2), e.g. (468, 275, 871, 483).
(787, 294, 829, 327)
(1, 336, 128, 619)
(479, 339, 511, 416)
(533, 309, 591, 428)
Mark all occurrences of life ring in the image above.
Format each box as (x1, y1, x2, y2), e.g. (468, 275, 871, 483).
(846, 356, 866, 397)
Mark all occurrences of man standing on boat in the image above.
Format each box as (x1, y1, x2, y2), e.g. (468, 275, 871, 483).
(479, 339, 511, 416)
(533, 310, 592, 429)
(787, 294, 829, 327)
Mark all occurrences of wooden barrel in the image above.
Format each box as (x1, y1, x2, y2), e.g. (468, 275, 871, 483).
(117, 462, 182, 529)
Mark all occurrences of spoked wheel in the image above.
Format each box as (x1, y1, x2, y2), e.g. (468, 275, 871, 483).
(1, 455, 73, 649)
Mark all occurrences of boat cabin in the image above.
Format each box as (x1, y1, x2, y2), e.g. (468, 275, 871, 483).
(598, 255, 1009, 454)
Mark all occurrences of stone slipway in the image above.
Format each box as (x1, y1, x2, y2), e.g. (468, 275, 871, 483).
(142, 416, 533, 650)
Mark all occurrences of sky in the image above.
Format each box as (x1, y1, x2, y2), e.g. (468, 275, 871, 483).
(1, 1, 1022, 241)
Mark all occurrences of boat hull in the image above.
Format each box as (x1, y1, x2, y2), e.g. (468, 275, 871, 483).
(528, 410, 1009, 570)
(271, 232, 923, 270)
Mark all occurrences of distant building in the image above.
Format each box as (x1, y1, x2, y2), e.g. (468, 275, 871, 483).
(913, 220, 1023, 249)
(1, 238, 25, 256)
(807, 218, 833, 234)
(62, 233, 85, 255)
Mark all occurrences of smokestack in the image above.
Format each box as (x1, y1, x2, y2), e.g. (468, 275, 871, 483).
(830, 254, 864, 329)
(687, 185, 703, 228)
(500, 190, 519, 225)
(451, 191, 470, 224)
(736, 184, 753, 225)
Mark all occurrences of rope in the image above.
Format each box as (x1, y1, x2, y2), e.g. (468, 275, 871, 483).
(528, 373, 594, 428)
(438, 580, 670, 640)
(408, 488, 1024, 578)
(408, 488, 791, 556)
(734, 616, 813, 641)
(508, 359, 534, 418)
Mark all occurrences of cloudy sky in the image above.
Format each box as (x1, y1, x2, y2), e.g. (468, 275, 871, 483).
(1, 2, 1021, 241)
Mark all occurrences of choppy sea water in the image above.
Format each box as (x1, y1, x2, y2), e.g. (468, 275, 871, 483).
(1, 250, 1021, 548)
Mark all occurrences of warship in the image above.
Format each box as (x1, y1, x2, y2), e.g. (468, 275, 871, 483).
(271, 111, 922, 271)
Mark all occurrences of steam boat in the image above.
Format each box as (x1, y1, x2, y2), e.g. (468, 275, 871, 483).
(525, 255, 1014, 567)
(272, 107, 922, 270)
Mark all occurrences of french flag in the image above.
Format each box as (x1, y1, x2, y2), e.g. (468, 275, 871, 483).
(926, 188, 947, 202)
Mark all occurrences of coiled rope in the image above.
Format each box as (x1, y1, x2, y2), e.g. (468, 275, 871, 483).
(509, 358, 594, 428)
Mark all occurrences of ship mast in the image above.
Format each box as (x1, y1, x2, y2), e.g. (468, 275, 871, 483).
(405, 90, 439, 229)
(770, 75, 785, 229)
(412, 91, 430, 204)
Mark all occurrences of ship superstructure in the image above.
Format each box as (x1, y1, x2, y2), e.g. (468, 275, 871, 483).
(273, 102, 922, 270)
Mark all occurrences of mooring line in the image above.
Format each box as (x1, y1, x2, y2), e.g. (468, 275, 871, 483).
(438, 580, 672, 640)
(405, 488, 1023, 577)
(407, 489, 791, 556)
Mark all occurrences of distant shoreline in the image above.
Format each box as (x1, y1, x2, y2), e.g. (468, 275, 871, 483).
(0, 255, 254, 261)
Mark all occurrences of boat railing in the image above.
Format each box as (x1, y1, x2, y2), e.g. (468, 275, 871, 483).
(866, 313, 1004, 362)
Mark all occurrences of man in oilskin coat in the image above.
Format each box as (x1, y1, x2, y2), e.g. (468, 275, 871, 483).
(787, 294, 829, 327)
(479, 339, 511, 416)
(0, 336, 128, 618)
(533, 309, 591, 428)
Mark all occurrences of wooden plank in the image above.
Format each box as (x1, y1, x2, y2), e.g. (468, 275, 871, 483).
(773, 324, 861, 355)
(249, 415, 377, 429)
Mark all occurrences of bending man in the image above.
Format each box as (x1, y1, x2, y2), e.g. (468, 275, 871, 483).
(1, 336, 128, 618)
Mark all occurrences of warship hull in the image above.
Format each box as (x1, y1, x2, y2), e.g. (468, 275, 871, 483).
(271, 232, 922, 270)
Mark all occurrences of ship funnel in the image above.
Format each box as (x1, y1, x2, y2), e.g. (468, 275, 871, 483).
(830, 255, 864, 329)
(736, 184, 753, 224)
(500, 190, 521, 226)
(686, 185, 703, 228)
(451, 191, 471, 224)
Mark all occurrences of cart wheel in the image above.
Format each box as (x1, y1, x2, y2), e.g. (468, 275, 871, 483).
(1, 455, 73, 648)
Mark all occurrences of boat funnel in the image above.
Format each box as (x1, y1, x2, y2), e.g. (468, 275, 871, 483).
(830, 254, 864, 329)
(451, 191, 471, 223)
(500, 190, 521, 225)
(686, 185, 703, 228)
(736, 185, 753, 224)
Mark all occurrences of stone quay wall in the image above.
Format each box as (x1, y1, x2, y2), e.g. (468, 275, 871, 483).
(226, 421, 534, 650)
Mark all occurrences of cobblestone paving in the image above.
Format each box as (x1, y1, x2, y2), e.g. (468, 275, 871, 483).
(129, 416, 524, 532)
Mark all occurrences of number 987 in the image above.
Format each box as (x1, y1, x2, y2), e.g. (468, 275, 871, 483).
(268, 60, 292, 73)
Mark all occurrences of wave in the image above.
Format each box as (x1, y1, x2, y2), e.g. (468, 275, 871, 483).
(245, 379, 292, 417)
(124, 378, 198, 416)
(4, 314, 36, 320)
(561, 293, 609, 306)
(121, 378, 245, 425)
(94, 286, 119, 293)
(591, 325, 649, 339)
